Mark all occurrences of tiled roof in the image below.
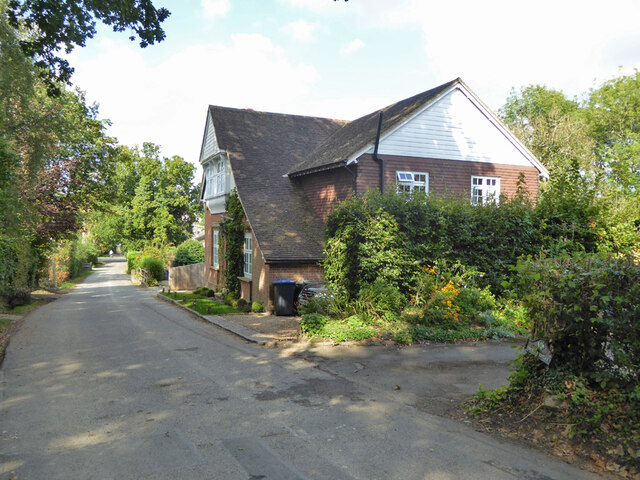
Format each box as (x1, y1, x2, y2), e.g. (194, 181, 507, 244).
(288, 78, 461, 176)
(209, 106, 346, 262)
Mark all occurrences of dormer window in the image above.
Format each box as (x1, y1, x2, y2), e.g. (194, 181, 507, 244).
(396, 171, 428, 193)
(205, 157, 225, 198)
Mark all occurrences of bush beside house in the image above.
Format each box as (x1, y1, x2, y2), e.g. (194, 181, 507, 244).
(174, 239, 205, 266)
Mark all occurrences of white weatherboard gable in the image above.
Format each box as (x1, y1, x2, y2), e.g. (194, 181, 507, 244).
(200, 111, 220, 163)
(375, 87, 546, 174)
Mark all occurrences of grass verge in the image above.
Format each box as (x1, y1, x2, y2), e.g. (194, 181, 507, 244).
(161, 292, 240, 315)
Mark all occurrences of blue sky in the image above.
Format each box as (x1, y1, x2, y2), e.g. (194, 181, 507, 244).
(67, 0, 640, 172)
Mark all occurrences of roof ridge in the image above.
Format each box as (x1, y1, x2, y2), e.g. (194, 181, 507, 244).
(208, 104, 348, 123)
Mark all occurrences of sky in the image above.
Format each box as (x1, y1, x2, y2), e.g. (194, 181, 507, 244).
(66, 0, 640, 174)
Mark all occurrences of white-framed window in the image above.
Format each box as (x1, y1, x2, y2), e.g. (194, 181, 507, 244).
(396, 171, 428, 193)
(205, 158, 225, 198)
(212, 229, 219, 268)
(243, 233, 252, 278)
(471, 176, 500, 205)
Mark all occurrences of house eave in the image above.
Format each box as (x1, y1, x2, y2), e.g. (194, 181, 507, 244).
(287, 160, 347, 178)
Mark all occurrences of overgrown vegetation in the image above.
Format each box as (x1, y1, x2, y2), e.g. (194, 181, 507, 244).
(466, 255, 639, 474)
(300, 259, 527, 344)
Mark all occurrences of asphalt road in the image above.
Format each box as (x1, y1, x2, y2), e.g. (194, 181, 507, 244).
(0, 260, 602, 479)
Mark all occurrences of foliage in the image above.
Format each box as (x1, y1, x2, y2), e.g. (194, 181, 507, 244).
(324, 198, 413, 299)
(353, 279, 407, 318)
(126, 250, 142, 274)
(192, 287, 215, 297)
(251, 301, 264, 313)
(221, 189, 245, 297)
(108, 144, 201, 251)
(468, 357, 640, 471)
(300, 313, 329, 336)
(139, 255, 164, 283)
(162, 292, 240, 316)
(300, 313, 377, 343)
(512, 254, 639, 388)
(174, 239, 204, 266)
(500, 74, 640, 256)
(324, 191, 541, 299)
(6, 0, 170, 86)
(0, 6, 120, 303)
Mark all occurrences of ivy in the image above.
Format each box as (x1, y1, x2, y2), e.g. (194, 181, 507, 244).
(221, 189, 245, 297)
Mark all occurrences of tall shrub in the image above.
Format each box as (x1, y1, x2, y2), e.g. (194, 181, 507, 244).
(324, 198, 412, 299)
(221, 189, 245, 297)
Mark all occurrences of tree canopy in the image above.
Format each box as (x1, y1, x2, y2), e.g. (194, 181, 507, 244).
(500, 72, 640, 255)
(87, 144, 202, 252)
(6, 0, 170, 84)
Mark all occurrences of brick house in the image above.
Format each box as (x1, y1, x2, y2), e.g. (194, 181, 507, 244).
(199, 78, 548, 311)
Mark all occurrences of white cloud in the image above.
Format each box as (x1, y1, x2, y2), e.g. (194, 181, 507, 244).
(340, 38, 364, 55)
(339, 0, 640, 109)
(201, 0, 230, 20)
(283, 0, 333, 12)
(69, 34, 319, 170)
(282, 19, 320, 43)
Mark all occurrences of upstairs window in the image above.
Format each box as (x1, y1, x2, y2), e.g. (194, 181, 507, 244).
(205, 158, 225, 198)
(471, 176, 500, 205)
(243, 233, 252, 278)
(396, 171, 428, 193)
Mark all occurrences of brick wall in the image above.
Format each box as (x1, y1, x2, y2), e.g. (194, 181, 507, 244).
(253, 261, 324, 313)
(294, 167, 355, 221)
(356, 154, 540, 202)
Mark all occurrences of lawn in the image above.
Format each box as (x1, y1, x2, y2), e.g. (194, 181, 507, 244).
(161, 292, 241, 315)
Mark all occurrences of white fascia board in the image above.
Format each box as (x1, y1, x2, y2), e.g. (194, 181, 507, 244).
(198, 108, 213, 164)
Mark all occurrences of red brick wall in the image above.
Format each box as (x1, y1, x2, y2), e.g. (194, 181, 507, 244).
(294, 167, 354, 221)
(246, 248, 323, 313)
(356, 154, 540, 202)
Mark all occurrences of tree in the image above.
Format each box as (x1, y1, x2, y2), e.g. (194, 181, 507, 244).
(88, 144, 201, 252)
(500, 74, 640, 255)
(6, 0, 170, 85)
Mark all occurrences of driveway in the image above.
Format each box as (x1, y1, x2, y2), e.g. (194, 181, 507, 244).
(0, 260, 601, 479)
(287, 340, 520, 417)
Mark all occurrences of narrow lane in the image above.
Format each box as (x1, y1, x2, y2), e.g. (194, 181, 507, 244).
(0, 261, 601, 479)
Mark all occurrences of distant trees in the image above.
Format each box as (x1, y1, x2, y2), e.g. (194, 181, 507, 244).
(87, 144, 201, 252)
(500, 72, 640, 255)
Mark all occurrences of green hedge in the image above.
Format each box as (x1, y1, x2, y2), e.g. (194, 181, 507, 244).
(324, 191, 541, 298)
